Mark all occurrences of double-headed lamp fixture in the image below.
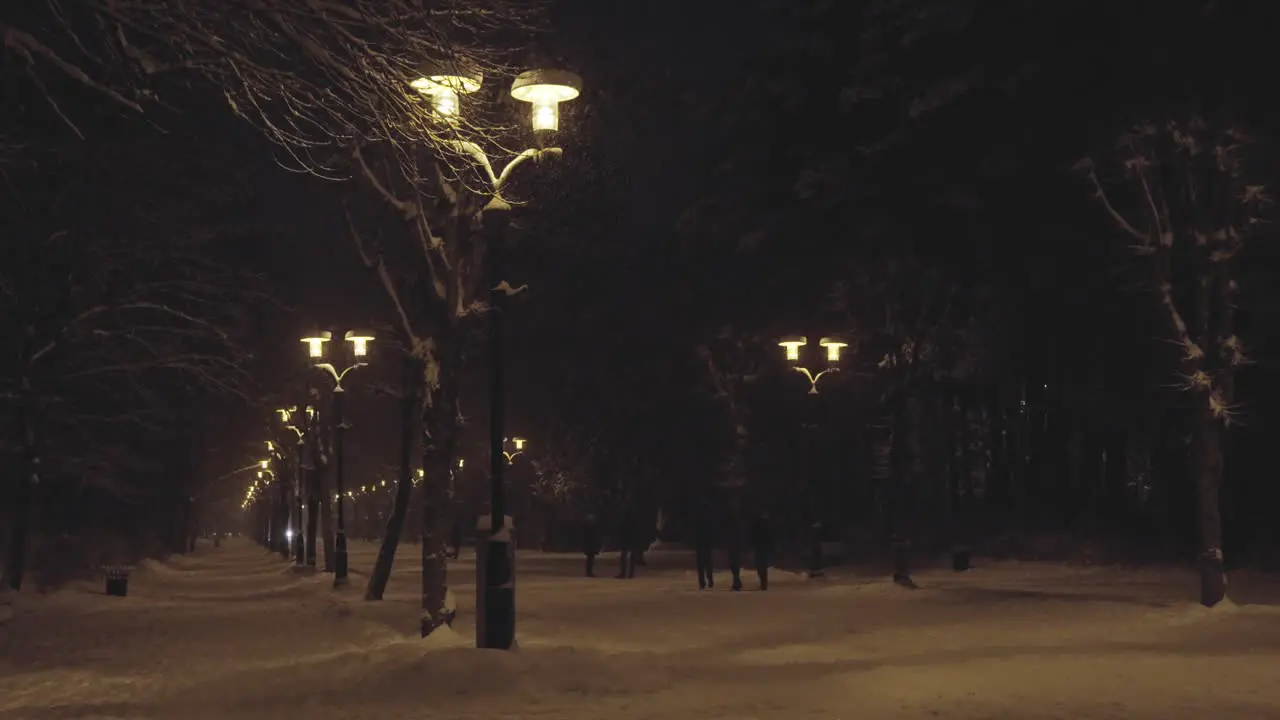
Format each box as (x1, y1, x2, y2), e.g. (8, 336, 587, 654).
(411, 63, 582, 132)
(300, 329, 375, 360)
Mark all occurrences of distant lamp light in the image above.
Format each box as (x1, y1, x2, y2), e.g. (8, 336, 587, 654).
(819, 337, 849, 363)
(457, 458, 465, 469)
(779, 336, 807, 362)
(265, 440, 275, 452)
(285, 529, 293, 540)
(381, 479, 387, 487)
(510, 69, 582, 132)
(410, 63, 482, 118)
(512, 437, 526, 451)
(301, 330, 331, 359)
(259, 459, 269, 470)
(277, 408, 291, 423)
(345, 329, 374, 358)
(257, 470, 265, 479)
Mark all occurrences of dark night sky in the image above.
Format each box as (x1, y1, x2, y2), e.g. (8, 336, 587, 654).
(6, 0, 1280, 523)
(209, 0, 1280, 488)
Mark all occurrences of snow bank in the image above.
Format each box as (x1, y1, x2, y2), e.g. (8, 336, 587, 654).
(4, 540, 1279, 720)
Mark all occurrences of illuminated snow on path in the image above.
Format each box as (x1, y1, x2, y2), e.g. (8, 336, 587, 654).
(1, 539, 1278, 719)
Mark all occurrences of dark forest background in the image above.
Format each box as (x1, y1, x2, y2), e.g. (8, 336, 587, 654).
(3, 0, 1279, 592)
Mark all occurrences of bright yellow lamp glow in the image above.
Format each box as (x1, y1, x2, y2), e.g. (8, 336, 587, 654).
(265, 440, 274, 452)
(457, 458, 465, 468)
(512, 437, 526, 451)
(410, 63, 482, 117)
(257, 470, 265, 479)
(301, 330, 331, 359)
(381, 479, 387, 487)
(510, 69, 581, 132)
(779, 336, 807, 362)
(345, 329, 374, 358)
(259, 459, 269, 470)
(819, 337, 848, 362)
(277, 408, 292, 423)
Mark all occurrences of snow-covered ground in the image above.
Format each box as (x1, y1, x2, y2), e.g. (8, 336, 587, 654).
(2, 538, 1279, 719)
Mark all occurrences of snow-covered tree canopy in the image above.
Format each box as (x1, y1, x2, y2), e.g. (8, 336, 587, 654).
(2, 0, 547, 175)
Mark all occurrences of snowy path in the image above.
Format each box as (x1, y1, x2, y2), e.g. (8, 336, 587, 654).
(2, 539, 1279, 719)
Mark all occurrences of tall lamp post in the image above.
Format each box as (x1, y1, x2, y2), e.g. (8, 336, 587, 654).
(302, 328, 374, 587)
(278, 409, 314, 567)
(502, 437, 528, 465)
(411, 62, 582, 650)
(778, 336, 848, 577)
(256, 464, 277, 551)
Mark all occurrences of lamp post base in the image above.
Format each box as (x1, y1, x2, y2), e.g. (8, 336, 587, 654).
(476, 514, 516, 650)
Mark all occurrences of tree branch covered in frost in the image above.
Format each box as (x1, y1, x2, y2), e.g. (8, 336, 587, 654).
(698, 327, 769, 491)
(1078, 118, 1269, 426)
(829, 257, 990, 393)
(0, 137, 269, 486)
(4, 0, 547, 180)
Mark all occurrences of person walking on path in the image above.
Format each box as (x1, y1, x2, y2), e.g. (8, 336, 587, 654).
(582, 513, 602, 577)
(749, 513, 774, 591)
(724, 509, 744, 592)
(693, 501, 715, 589)
(616, 509, 639, 579)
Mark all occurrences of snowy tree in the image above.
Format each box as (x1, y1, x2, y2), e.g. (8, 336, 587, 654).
(344, 119, 564, 635)
(2, 0, 544, 168)
(829, 257, 995, 585)
(0, 137, 262, 594)
(1077, 118, 1270, 607)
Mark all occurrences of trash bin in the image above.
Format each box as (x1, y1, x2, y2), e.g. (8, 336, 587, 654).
(104, 566, 131, 597)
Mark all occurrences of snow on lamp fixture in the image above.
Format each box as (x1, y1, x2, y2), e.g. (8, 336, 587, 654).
(345, 329, 374, 358)
(410, 62, 482, 118)
(510, 69, 582, 132)
(819, 337, 848, 362)
(301, 330, 331, 359)
(779, 337, 807, 362)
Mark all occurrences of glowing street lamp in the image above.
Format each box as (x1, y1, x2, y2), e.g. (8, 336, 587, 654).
(277, 406, 314, 568)
(502, 437, 528, 465)
(510, 69, 582, 132)
(411, 61, 483, 118)
(302, 326, 375, 586)
(405, 61, 583, 650)
(780, 335, 849, 394)
(301, 330, 330, 360)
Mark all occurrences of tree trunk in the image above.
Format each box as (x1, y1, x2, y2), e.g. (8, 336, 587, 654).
(3, 427, 37, 593)
(420, 328, 462, 637)
(366, 356, 420, 601)
(305, 467, 319, 568)
(887, 392, 915, 587)
(1192, 398, 1227, 606)
(320, 488, 335, 573)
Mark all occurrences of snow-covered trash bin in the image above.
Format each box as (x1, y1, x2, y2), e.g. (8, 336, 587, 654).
(103, 565, 133, 597)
